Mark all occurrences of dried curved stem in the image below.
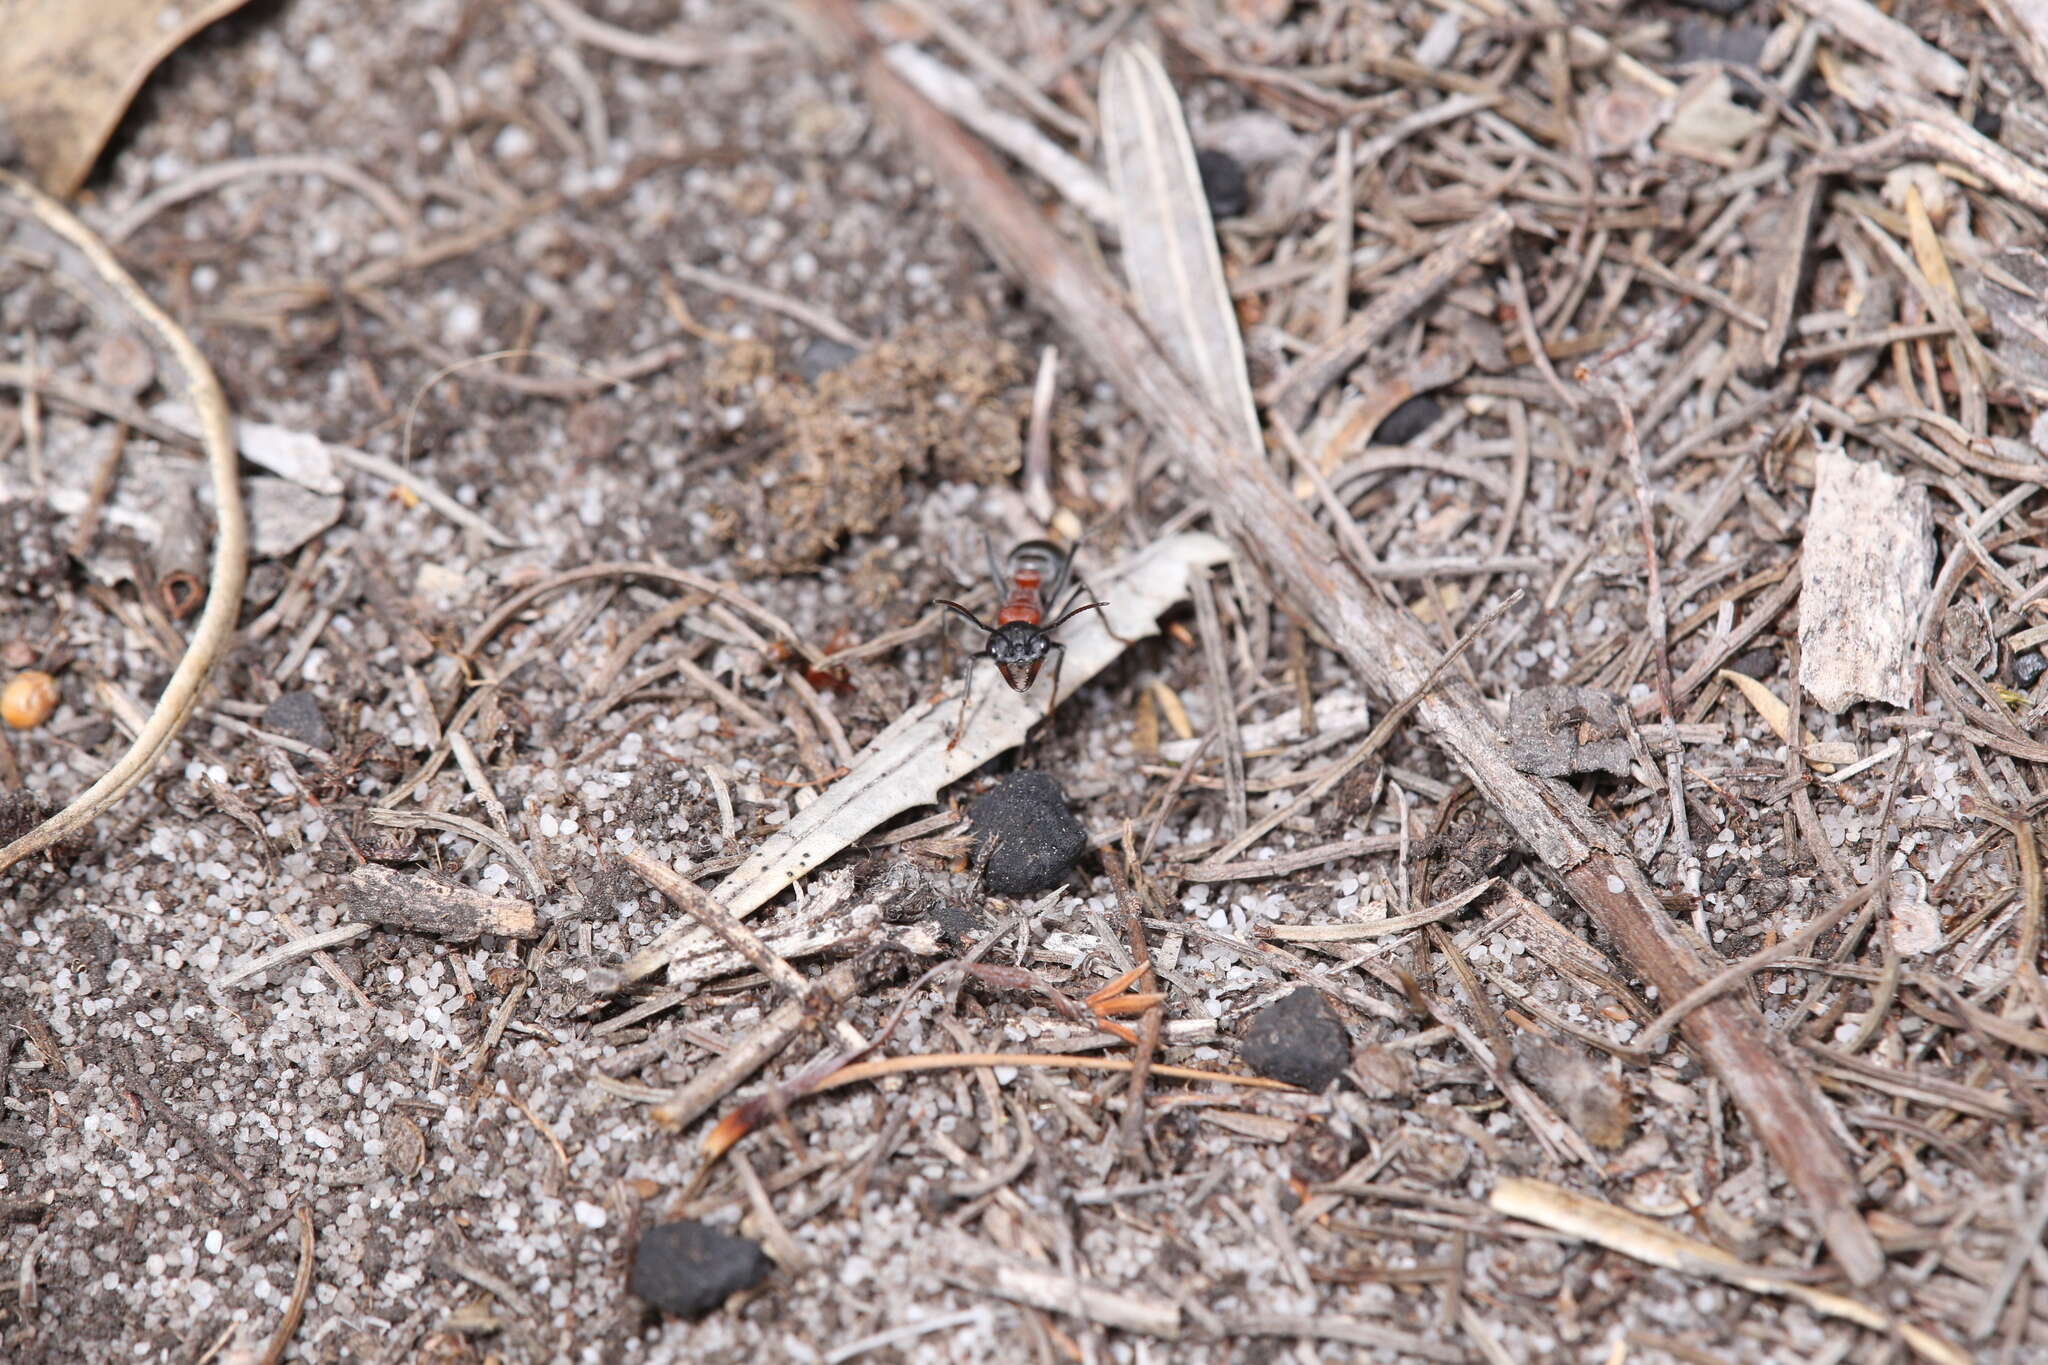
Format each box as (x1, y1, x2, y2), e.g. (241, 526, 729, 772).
(0, 170, 248, 877)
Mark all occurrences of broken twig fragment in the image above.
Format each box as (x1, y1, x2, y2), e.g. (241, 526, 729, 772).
(342, 864, 538, 940)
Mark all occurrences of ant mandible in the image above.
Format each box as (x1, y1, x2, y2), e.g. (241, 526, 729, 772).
(930, 535, 1111, 749)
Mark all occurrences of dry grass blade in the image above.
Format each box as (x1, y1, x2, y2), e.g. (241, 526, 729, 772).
(614, 533, 1230, 986)
(1490, 1179, 1969, 1365)
(0, 170, 248, 877)
(1099, 41, 1261, 454)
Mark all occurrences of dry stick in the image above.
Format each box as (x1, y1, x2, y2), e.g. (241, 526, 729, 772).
(619, 847, 869, 1050)
(0, 172, 249, 877)
(1606, 393, 1691, 864)
(1188, 569, 1246, 838)
(795, 1051, 1294, 1096)
(1104, 847, 1160, 1168)
(258, 1208, 316, 1365)
(651, 956, 868, 1131)
(1023, 345, 1060, 526)
(792, 0, 1885, 1286)
(1492, 1179, 1969, 1365)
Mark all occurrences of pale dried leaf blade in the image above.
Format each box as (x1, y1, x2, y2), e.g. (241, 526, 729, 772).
(614, 533, 1233, 985)
(0, 0, 258, 196)
(1099, 42, 1261, 453)
(1717, 669, 1793, 745)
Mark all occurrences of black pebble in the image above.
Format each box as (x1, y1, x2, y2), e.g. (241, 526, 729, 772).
(1241, 988, 1351, 1092)
(2013, 649, 2047, 690)
(1373, 395, 1442, 445)
(1974, 106, 2004, 141)
(261, 691, 334, 752)
(794, 335, 860, 383)
(1195, 148, 1250, 220)
(629, 1221, 772, 1317)
(969, 771, 1088, 897)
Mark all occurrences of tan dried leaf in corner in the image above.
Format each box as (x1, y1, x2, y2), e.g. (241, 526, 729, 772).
(1799, 447, 1934, 712)
(0, 0, 258, 197)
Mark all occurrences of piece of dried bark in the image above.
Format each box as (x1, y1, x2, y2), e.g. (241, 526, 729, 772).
(1982, 247, 2048, 392)
(341, 864, 538, 941)
(1798, 448, 1934, 712)
(1508, 685, 1633, 778)
(1730, 178, 1821, 377)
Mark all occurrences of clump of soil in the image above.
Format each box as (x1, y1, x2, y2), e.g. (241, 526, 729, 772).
(741, 322, 1030, 570)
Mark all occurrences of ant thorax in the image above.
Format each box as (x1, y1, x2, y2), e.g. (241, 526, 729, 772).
(995, 540, 1072, 625)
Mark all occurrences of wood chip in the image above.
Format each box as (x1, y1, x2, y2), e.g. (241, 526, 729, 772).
(1798, 447, 1934, 712)
(340, 864, 538, 940)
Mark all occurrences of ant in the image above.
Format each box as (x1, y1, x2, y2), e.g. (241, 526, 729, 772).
(930, 535, 1112, 749)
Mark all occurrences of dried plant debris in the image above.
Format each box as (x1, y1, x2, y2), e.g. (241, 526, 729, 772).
(1508, 685, 1633, 778)
(340, 864, 538, 941)
(740, 322, 1033, 569)
(13, 0, 2048, 1359)
(1799, 447, 1933, 712)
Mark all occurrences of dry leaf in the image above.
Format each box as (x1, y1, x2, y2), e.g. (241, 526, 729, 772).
(0, 0, 258, 196)
(1718, 669, 1793, 745)
(1718, 668, 1841, 773)
(1099, 42, 1262, 455)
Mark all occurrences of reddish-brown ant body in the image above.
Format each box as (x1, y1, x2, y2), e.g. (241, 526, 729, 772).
(931, 536, 1109, 748)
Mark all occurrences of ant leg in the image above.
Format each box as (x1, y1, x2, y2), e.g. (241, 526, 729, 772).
(1044, 641, 1068, 715)
(947, 652, 981, 751)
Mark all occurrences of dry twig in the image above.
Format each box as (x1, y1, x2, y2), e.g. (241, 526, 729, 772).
(0, 171, 248, 877)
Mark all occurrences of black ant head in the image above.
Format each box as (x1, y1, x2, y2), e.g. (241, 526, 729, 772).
(987, 622, 1051, 691)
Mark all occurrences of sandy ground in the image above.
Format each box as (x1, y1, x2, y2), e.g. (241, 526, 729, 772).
(3, 1, 2044, 1362)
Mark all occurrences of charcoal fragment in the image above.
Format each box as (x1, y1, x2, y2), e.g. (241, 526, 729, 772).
(969, 771, 1087, 896)
(1241, 988, 1350, 1092)
(629, 1220, 772, 1317)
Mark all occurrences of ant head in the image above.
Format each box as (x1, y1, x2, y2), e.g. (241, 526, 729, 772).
(987, 622, 1051, 691)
